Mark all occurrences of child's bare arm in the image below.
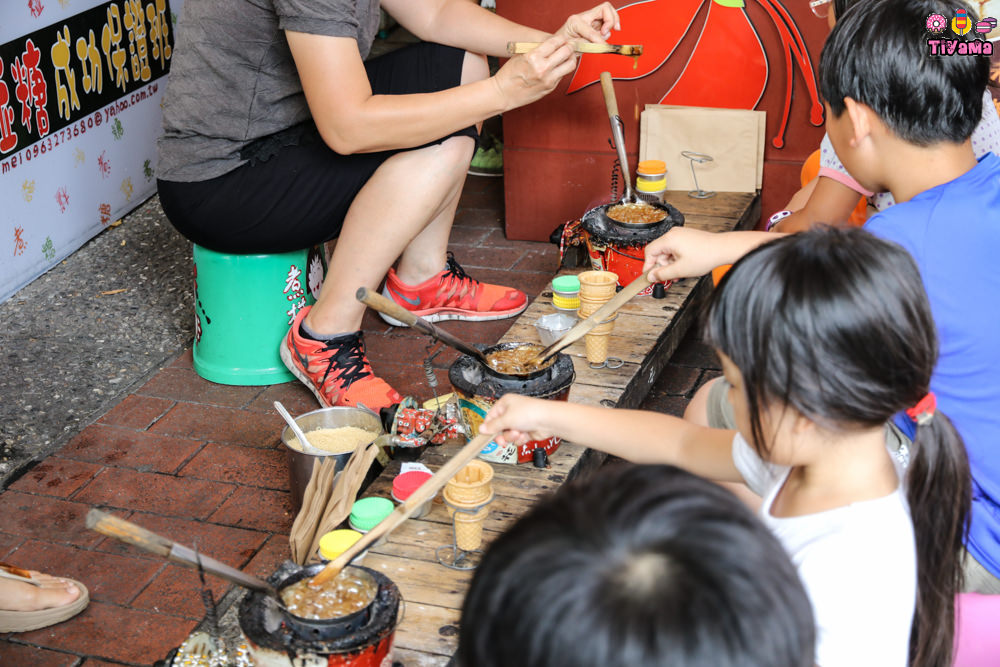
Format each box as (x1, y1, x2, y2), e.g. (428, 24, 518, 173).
(772, 175, 865, 233)
(642, 227, 778, 284)
(480, 395, 743, 483)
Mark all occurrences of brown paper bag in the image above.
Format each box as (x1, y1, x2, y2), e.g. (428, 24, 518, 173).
(288, 436, 381, 564)
(640, 105, 765, 193)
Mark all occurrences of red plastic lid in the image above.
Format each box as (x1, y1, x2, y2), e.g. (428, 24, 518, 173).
(392, 470, 432, 500)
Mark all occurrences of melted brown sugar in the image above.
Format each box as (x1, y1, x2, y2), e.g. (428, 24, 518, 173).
(485, 345, 553, 376)
(606, 202, 667, 225)
(280, 569, 377, 620)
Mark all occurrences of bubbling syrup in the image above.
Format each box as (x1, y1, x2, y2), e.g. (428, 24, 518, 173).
(606, 202, 667, 225)
(280, 569, 377, 620)
(485, 344, 553, 376)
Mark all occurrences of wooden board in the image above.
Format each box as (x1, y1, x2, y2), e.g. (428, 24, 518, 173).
(364, 191, 759, 662)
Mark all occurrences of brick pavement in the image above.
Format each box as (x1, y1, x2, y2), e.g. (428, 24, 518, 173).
(0, 176, 721, 666)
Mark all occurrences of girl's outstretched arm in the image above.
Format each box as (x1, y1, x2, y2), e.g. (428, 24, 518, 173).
(480, 395, 743, 483)
(642, 227, 779, 284)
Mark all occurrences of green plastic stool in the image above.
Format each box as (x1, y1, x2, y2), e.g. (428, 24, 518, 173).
(192, 244, 326, 385)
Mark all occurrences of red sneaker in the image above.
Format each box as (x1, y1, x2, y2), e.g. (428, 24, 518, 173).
(381, 252, 527, 325)
(280, 306, 402, 411)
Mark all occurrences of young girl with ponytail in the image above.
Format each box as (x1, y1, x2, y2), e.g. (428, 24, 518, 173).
(481, 227, 972, 667)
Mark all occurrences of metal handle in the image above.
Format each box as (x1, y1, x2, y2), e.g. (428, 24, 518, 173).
(600, 72, 634, 203)
(356, 287, 488, 364)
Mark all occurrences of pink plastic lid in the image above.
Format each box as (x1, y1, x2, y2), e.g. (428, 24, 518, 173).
(392, 470, 432, 501)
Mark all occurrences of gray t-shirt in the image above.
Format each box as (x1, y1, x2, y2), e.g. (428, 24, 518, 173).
(157, 0, 381, 182)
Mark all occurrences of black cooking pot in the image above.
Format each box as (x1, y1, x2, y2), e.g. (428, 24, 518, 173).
(580, 199, 684, 246)
(275, 563, 379, 640)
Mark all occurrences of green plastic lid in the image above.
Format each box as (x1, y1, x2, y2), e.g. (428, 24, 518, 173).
(349, 497, 394, 532)
(552, 275, 581, 293)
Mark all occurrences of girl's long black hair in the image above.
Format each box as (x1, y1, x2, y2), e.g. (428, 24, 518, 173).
(705, 227, 971, 667)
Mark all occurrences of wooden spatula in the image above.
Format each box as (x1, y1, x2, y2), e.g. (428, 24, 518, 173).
(529, 273, 653, 367)
(310, 431, 495, 586)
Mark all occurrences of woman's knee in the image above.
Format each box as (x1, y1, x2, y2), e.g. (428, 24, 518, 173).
(461, 51, 489, 85)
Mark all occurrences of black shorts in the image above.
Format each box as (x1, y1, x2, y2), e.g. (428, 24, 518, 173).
(158, 42, 478, 253)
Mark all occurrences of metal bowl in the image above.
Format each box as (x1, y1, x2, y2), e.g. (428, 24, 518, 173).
(280, 406, 384, 510)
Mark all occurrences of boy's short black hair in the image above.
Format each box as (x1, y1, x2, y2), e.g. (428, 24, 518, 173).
(820, 0, 990, 145)
(456, 463, 816, 667)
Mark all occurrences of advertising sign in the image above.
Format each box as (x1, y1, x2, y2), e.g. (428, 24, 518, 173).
(0, 0, 182, 302)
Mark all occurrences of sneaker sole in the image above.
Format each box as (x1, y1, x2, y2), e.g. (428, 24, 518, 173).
(378, 302, 527, 327)
(279, 337, 333, 408)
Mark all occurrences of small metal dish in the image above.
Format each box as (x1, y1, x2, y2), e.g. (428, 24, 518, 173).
(534, 312, 578, 347)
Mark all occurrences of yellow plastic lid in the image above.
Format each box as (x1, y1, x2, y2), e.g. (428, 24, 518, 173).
(637, 160, 667, 175)
(319, 529, 363, 560)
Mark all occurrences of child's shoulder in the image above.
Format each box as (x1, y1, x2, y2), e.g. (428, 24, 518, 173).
(868, 153, 1000, 235)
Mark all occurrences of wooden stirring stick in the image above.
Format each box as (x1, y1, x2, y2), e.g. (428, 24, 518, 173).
(507, 42, 643, 55)
(310, 432, 495, 586)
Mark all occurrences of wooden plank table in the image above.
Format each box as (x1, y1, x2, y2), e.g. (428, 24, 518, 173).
(362, 191, 760, 666)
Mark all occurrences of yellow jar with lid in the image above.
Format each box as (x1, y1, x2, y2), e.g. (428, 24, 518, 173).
(318, 528, 367, 562)
(636, 160, 668, 194)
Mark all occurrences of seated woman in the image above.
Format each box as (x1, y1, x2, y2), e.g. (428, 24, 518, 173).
(157, 0, 620, 411)
(456, 463, 815, 667)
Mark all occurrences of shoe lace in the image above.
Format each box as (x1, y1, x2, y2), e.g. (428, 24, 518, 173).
(319, 333, 372, 387)
(440, 252, 479, 301)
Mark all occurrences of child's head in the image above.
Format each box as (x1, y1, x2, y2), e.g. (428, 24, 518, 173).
(820, 0, 989, 148)
(707, 227, 971, 666)
(456, 463, 815, 667)
(708, 226, 936, 449)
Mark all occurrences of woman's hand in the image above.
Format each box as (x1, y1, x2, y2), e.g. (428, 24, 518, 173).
(492, 35, 577, 112)
(557, 3, 620, 44)
(479, 395, 555, 447)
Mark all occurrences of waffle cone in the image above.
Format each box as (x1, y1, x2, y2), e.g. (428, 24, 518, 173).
(578, 271, 619, 298)
(443, 486, 493, 514)
(453, 507, 489, 551)
(445, 460, 494, 506)
(585, 332, 610, 364)
(577, 297, 612, 316)
(589, 320, 615, 336)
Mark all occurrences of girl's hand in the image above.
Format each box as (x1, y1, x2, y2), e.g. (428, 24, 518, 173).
(642, 227, 723, 283)
(557, 3, 620, 44)
(492, 35, 576, 112)
(480, 395, 554, 447)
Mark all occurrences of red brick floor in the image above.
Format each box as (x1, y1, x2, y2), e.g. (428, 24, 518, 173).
(0, 176, 720, 666)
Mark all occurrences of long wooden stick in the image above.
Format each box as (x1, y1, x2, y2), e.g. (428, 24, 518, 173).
(87, 509, 278, 597)
(310, 432, 495, 586)
(531, 273, 653, 366)
(507, 42, 643, 55)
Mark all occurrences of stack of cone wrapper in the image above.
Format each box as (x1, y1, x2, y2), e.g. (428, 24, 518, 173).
(443, 459, 494, 551)
(577, 270, 619, 364)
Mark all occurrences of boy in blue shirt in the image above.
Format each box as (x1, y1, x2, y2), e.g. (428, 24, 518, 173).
(640, 0, 1000, 593)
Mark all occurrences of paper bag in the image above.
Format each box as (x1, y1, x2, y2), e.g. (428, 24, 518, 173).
(640, 106, 765, 193)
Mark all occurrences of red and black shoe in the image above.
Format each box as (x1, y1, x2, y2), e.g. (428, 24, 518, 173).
(280, 306, 401, 411)
(380, 252, 527, 325)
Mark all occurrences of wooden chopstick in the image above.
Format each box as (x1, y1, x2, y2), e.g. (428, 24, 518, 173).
(507, 42, 643, 56)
